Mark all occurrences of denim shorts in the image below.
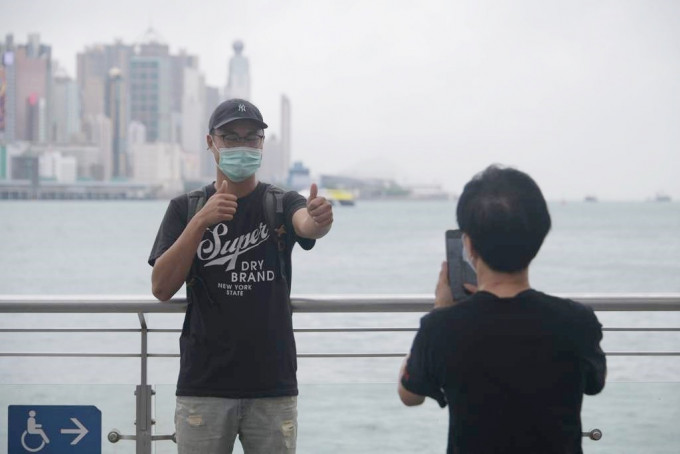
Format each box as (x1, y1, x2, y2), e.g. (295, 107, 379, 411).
(175, 395, 297, 454)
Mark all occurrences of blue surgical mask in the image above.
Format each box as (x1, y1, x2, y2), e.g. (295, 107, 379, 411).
(215, 146, 262, 182)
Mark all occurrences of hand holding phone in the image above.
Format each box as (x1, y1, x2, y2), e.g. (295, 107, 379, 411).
(445, 230, 477, 302)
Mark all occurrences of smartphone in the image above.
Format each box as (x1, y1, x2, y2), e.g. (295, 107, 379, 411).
(445, 229, 477, 301)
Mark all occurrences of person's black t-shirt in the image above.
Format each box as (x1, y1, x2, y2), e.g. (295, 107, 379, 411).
(402, 289, 606, 454)
(148, 182, 314, 398)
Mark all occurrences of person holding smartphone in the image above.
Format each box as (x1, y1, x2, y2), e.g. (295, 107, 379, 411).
(398, 165, 606, 454)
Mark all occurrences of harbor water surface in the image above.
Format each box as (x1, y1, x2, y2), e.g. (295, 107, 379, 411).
(1, 199, 679, 453)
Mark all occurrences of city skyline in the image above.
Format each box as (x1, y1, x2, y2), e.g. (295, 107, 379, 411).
(3, 0, 680, 200)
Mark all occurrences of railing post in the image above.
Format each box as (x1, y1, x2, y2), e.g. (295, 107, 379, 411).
(136, 313, 153, 454)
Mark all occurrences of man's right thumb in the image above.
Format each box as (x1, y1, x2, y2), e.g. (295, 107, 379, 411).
(218, 180, 228, 193)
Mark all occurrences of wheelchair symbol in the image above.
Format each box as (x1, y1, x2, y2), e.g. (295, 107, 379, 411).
(21, 410, 50, 452)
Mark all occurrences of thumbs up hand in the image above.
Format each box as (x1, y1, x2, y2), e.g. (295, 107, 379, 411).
(197, 179, 238, 227)
(306, 183, 333, 228)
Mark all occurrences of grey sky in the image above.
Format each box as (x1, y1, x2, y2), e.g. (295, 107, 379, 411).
(5, 0, 680, 200)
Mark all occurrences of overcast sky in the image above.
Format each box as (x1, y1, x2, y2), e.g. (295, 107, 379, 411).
(5, 0, 680, 200)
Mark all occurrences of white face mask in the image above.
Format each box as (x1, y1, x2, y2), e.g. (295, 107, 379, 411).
(462, 234, 475, 269)
(214, 146, 262, 182)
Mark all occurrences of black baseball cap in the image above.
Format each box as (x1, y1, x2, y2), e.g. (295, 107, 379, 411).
(208, 98, 268, 132)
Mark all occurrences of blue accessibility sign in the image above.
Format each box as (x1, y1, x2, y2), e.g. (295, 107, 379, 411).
(8, 405, 101, 454)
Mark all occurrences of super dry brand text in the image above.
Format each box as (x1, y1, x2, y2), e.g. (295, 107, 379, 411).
(197, 222, 276, 297)
(198, 222, 270, 271)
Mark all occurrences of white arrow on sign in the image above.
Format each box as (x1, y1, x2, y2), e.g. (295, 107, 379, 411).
(60, 417, 89, 445)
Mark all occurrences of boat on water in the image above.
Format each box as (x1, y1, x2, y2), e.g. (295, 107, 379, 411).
(299, 187, 356, 206)
(325, 188, 356, 206)
(584, 195, 598, 202)
(655, 192, 672, 202)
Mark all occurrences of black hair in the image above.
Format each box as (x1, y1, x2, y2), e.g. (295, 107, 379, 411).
(456, 165, 551, 272)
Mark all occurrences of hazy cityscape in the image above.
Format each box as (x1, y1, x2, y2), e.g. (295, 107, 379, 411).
(2, 2, 679, 202)
(0, 31, 449, 201)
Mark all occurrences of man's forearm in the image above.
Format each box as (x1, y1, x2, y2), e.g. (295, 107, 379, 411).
(293, 210, 332, 239)
(151, 217, 206, 301)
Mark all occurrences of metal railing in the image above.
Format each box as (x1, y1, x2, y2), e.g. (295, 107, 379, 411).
(1, 293, 679, 453)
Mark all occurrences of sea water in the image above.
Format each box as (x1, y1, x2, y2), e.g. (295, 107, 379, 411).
(1, 199, 679, 453)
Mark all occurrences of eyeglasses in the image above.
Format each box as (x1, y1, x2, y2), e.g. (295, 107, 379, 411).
(215, 133, 264, 147)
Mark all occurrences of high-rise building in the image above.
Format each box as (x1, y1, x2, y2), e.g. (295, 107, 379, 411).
(129, 37, 171, 143)
(51, 65, 80, 144)
(0, 34, 16, 144)
(172, 50, 199, 122)
(260, 95, 292, 185)
(129, 29, 198, 144)
(260, 134, 282, 185)
(6, 34, 52, 142)
(182, 66, 206, 155)
(224, 41, 250, 100)
(77, 40, 132, 121)
(83, 113, 112, 180)
(106, 67, 127, 177)
(78, 40, 133, 179)
(201, 85, 221, 179)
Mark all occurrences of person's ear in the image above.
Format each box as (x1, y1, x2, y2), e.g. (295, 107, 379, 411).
(206, 134, 214, 150)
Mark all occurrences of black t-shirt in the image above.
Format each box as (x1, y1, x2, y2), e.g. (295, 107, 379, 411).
(402, 289, 607, 454)
(148, 182, 314, 398)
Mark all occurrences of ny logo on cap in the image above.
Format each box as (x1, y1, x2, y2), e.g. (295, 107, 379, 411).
(238, 104, 246, 112)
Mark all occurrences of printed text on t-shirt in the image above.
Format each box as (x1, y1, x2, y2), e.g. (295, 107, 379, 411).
(197, 222, 270, 271)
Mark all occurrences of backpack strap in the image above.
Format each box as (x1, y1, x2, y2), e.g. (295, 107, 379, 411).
(187, 186, 208, 224)
(185, 186, 208, 299)
(263, 184, 288, 283)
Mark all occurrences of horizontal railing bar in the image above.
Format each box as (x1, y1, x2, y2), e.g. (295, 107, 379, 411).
(152, 327, 680, 333)
(1, 294, 680, 313)
(603, 328, 680, 332)
(0, 329, 140, 333)
(303, 352, 680, 358)
(295, 328, 416, 332)
(2, 327, 678, 334)
(601, 352, 680, 356)
(3, 351, 680, 358)
(299, 353, 408, 358)
(0, 353, 141, 358)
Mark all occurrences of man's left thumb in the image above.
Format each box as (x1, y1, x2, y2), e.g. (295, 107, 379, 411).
(308, 183, 318, 202)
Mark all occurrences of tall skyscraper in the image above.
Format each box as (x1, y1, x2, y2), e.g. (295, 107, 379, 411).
(83, 113, 111, 180)
(181, 66, 206, 155)
(260, 95, 292, 185)
(51, 64, 80, 144)
(129, 29, 198, 144)
(0, 34, 16, 144)
(9, 34, 51, 142)
(201, 85, 221, 179)
(129, 31, 172, 143)
(106, 67, 126, 177)
(77, 40, 132, 122)
(224, 41, 250, 100)
(172, 50, 199, 123)
(78, 40, 133, 179)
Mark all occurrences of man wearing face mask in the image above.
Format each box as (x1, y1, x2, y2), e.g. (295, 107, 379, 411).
(148, 98, 333, 454)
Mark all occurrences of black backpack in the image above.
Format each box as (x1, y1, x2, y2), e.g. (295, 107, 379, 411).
(184, 184, 290, 298)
